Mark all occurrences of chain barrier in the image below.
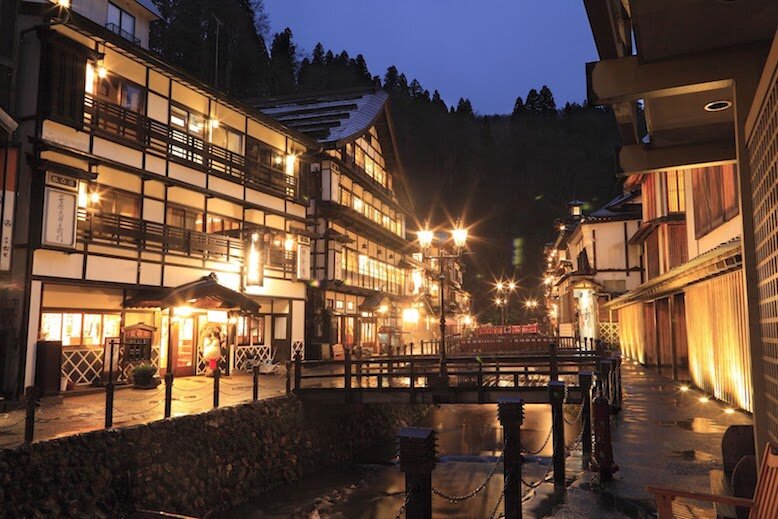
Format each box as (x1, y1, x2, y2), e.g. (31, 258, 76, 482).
(521, 425, 552, 455)
(114, 389, 165, 402)
(488, 472, 507, 519)
(432, 450, 505, 503)
(112, 399, 165, 416)
(393, 487, 412, 519)
(520, 458, 554, 492)
(0, 414, 26, 429)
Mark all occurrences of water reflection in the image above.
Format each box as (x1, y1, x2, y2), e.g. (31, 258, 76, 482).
(227, 403, 582, 518)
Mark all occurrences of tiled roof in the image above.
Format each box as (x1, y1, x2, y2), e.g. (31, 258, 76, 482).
(254, 88, 389, 145)
(135, 0, 163, 20)
(588, 190, 641, 220)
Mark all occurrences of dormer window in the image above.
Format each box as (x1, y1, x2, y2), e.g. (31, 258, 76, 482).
(107, 2, 138, 45)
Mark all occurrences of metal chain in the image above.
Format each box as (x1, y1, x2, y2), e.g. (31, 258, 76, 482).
(520, 458, 554, 491)
(564, 401, 585, 425)
(521, 425, 552, 455)
(432, 451, 505, 502)
(394, 487, 412, 519)
(112, 399, 165, 416)
(489, 472, 507, 519)
(114, 389, 165, 402)
(0, 415, 27, 429)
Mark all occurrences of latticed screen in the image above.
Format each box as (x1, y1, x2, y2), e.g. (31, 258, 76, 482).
(749, 67, 778, 442)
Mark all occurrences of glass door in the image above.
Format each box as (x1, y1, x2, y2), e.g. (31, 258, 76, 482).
(171, 317, 196, 376)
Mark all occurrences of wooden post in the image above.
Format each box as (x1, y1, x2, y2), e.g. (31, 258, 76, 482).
(285, 360, 291, 394)
(24, 386, 37, 445)
(252, 364, 260, 401)
(549, 342, 559, 382)
(477, 361, 484, 404)
(294, 352, 302, 392)
(579, 371, 593, 466)
(398, 427, 436, 519)
(105, 338, 116, 429)
(498, 397, 524, 519)
(409, 358, 416, 404)
(164, 372, 173, 419)
(344, 348, 352, 403)
(549, 381, 566, 488)
(599, 359, 612, 401)
(213, 367, 220, 408)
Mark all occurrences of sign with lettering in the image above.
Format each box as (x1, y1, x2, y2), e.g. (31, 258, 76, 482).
(297, 243, 311, 280)
(0, 148, 18, 271)
(42, 187, 77, 248)
(45, 172, 78, 191)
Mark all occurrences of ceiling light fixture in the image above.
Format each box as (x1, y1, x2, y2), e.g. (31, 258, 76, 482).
(704, 100, 732, 112)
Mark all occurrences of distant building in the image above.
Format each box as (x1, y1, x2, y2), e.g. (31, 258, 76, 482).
(545, 193, 642, 343)
(0, 0, 316, 399)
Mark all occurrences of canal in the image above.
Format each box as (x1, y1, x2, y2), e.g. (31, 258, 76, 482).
(226, 402, 583, 518)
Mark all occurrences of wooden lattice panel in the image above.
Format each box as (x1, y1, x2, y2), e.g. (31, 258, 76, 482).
(748, 63, 778, 441)
(599, 321, 620, 346)
(234, 345, 272, 371)
(61, 348, 103, 386)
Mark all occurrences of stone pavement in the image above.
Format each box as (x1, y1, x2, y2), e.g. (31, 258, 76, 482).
(0, 370, 290, 448)
(525, 358, 752, 518)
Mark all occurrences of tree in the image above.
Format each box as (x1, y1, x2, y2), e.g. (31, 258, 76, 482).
(538, 85, 556, 114)
(456, 98, 474, 117)
(524, 89, 540, 112)
(384, 66, 400, 91)
(270, 28, 297, 95)
(511, 96, 524, 118)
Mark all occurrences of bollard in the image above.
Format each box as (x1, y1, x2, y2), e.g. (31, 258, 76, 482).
(213, 367, 220, 408)
(548, 381, 566, 488)
(498, 397, 524, 519)
(24, 386, 37, 445)
(549, 343, 559, 381)
(294, 352, 302, 392)
(599, 359, 612, 402)
(164, 372, 174, 418)
(595, 339, 605, 361)
(579, 371, 593, 467)
(344, 348, 352, 403)
(105, 337, 117, 429)
(592, 394, 618, 481)
(398, 427, 436, 519)
(409, 359, 416, 404)
(285, 360, 291, 394)
(477, 361, 484, 404)
(252, 364, 260, 401)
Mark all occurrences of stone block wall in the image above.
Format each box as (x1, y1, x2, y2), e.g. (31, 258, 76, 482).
(0, 396, 430, 517)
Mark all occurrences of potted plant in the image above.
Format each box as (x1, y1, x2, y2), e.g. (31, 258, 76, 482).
(131, 364, 159, 389)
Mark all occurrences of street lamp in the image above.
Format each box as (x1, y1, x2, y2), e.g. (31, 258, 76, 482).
(494, 297, 505, 326)
(417, 222, 469, 380)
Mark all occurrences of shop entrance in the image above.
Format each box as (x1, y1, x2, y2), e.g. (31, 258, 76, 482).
(170, 316, 197, 377)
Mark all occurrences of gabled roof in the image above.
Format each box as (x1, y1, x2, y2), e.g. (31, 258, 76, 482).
(253, 87, 389, 146)
(587, 190, 641, 221)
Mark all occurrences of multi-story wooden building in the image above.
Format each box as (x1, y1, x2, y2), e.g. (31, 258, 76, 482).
(545, 194, 642, 343)
(583, 0, 778, 426)
(256, 88, 416, 358)
(2, 0, 317, 398)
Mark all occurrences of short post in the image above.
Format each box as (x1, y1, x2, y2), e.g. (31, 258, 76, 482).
(105, 338, 116, 429)
(592, 394, 618, 481)
(498, 397, 524, 519)
(409, 359, 416, 404)
(477, 361, 484, 404)
(549, 343, 559, 382)
(599, 359, 612, 403)
(397, 427, 436, 519)
(294, 352, 302, 392)
(595, 339, 605, 361)
(495, 360, 501, 386)
(344, 348, 352, 403)
(24, 386, 37, 445)
(212, 366, 220, 408)
(579, 371, 593, 466)
(164, 372, 173, 418)
(252, 364, 260, 401)
(285, 360, 291, 394)
(548, 380, 566, 488)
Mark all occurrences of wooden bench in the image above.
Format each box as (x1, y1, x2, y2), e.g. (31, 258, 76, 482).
(648, 443, 778, 518)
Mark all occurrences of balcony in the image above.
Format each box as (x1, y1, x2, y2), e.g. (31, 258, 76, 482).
(77, 209, 244, 263)
(105, 23, 141, 46)
(83, 94, 299, 201)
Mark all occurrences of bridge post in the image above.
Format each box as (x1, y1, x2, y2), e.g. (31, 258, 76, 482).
(344, 348, 352, 403)
(579, 371, 593, 466)
(598, 359, 612, 403)
(549, 342, 559, 382)
(24, 386, 37, 445)
(398, 427, 436, 519)
(548, 380, 566, 488)
(409, 359, 416, 404)
(252, 364, 260, 401)
(285, 360, 291, 394)
(477, 361, 484, 404)
(213, 366, 220, 408)
(592, 393, 618, 481)
(294, 352, 302, 392)
(498, 397, 524, 519)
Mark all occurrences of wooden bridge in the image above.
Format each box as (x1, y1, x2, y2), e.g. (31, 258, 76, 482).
(287, 341, 622, 406)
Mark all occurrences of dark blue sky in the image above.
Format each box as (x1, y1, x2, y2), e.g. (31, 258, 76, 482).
(264, 0, 597, 115)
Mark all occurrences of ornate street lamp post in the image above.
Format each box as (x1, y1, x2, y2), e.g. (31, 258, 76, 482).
(417, 223, 468, 379)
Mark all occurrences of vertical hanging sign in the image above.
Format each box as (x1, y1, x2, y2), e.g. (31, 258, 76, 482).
(0, 147, 18, 271)
(42, 171, 79, 249)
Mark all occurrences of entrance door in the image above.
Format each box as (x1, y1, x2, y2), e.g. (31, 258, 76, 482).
(171, 317, 196, 376)
(272, 315, 291, 361)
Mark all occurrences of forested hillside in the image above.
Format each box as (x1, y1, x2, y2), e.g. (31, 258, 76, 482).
(151, 0, 622, 321)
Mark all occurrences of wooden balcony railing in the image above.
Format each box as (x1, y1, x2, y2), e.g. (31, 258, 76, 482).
(77, 209, 244, 263)
(83, 94, 298, 200)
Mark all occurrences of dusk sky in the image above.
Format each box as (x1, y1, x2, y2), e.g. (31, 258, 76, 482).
(264, 0, 598, 115)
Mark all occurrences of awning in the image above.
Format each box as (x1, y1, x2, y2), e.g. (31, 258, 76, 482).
(124, 273, 260, 314)
(359, 291, 393, 312)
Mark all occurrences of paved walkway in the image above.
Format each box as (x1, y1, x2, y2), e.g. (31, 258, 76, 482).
(0, 371, 289, 448)
(525, 359, 752, 518)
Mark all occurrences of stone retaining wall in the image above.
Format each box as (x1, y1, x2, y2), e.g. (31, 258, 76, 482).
(0, 396, 431, 518)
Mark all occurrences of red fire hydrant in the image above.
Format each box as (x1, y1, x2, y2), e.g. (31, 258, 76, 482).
(591, 394, 618, 481)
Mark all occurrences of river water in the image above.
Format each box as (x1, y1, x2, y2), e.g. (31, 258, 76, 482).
(226, 403, 582, 518)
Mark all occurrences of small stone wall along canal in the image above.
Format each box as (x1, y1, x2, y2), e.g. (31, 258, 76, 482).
(228, 403, 583, 518)
(0, 395, 431, 518)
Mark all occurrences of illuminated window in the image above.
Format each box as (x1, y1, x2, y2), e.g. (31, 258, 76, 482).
(62, 313, 82, 346)
(40, 313, 63, 341)
(236, 316, 263, 345)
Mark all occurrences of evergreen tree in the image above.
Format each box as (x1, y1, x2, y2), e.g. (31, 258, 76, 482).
(270, 28, 297, 94)
(511, 96, 524, 118)
(455, 98, 474, 117)
(384, 66, 400, 91)
(538, 85, 557, 113)
(524, 89, 541, 112)
(431, 90, 447, 113)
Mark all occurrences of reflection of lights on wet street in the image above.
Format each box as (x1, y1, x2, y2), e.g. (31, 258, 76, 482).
(724, 408, 735, 415)
(699, 396, 709, 403)
(679, 385, 689, 392)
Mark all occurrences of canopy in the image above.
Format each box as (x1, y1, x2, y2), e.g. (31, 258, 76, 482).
(124, 273, 260, 314)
